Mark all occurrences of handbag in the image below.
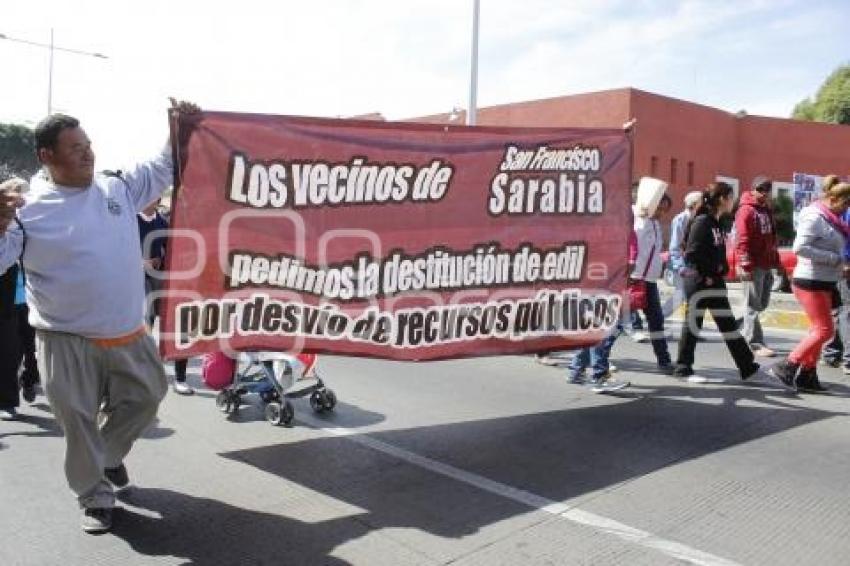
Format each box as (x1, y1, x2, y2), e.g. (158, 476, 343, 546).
(628, 279, 648, 310)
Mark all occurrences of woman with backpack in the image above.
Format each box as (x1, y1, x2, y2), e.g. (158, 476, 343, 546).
(673, 182, 760, 381)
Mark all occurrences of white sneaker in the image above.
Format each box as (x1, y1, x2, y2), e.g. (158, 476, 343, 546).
(590, 374, 630, 393)
(173, 381, 195, 395)
(0, 408, 17, 421)
(609, 364, 618, 373)
(752, 346, 776, 358)
(631, 331, 649, 344)
(535, 355, 561, 366)
(686, 375, 727, 384)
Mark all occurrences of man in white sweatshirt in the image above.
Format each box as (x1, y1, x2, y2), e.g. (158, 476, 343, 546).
(0, 102, 196, 533)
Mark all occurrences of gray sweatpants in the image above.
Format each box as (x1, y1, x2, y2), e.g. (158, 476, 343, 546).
(37, 330, 167, 509)
(741, 267, 773, 347)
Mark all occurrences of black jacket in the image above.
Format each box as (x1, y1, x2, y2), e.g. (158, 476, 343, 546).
(685, 214, 729, 280)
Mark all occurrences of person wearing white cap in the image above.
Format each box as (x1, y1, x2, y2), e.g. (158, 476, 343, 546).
(630, 177, 674, 374)
(662, 190, 704, 318)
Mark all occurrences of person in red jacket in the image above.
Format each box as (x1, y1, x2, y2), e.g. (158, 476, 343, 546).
(734, 176, 782, 357)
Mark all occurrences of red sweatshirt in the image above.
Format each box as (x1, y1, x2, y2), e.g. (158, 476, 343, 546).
(734, 191, 780, 273)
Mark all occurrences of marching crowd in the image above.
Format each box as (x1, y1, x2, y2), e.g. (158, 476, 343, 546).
(0, 107, 848, 536)
(543, 174, 850, 394)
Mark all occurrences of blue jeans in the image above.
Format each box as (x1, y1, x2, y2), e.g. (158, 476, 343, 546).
(630, 311, 645, 331)
(642, 281, 671, 366)
(569, 323, 623, 379)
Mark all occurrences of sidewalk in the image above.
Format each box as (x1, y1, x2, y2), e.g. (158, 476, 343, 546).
(659, 281, 810, 331)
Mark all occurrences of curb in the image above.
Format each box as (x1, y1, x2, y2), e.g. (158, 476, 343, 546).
(666, 305, 810, 332)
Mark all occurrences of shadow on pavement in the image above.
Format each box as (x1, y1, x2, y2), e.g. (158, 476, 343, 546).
(0, 412, 62, 451)
(195, 392, 387, 429)
(212, 384, 840, 558)
(113, 487, 357, 565)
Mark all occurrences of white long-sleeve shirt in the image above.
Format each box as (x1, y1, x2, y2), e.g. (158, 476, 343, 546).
(0, 147, 173, 338)
(632, 214, 664, 281)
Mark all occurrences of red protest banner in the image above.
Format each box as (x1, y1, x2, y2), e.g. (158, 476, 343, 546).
(159, 111, 631, 361)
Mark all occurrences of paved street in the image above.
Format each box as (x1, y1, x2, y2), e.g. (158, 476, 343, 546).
(2, 324, 850, 565)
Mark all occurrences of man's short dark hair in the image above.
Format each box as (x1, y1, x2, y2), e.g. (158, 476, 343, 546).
(34, 114, 80, 152)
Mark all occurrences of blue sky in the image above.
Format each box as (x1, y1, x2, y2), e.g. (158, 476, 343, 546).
(1, 0, 847, 169)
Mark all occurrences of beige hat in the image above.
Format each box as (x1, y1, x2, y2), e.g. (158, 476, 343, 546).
(634, 177, 668, 217)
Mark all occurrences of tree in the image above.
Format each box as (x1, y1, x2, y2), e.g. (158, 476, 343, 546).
(0, 123, 38, 181)
(773, 194, 795, 246)
(792, 64, 850, 125)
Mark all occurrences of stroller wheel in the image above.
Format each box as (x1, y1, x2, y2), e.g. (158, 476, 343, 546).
(265, 401, 295, 426)
(215, 391, 232, 414)
(309, 391, 326, 413)
(259, 390, 276, 404)
(322, 389, 337, 411)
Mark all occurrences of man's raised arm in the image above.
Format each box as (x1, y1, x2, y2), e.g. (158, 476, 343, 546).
(122, 98, 201, 212)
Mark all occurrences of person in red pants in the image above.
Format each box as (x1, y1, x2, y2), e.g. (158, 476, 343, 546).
(771, 177, 850, 392)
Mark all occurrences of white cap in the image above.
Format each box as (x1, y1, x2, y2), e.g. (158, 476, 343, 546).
(684, 190, 702, 208)
(635, 177, 668, 217)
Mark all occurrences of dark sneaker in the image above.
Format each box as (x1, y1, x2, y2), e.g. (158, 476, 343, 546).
(657, 362, 676, 375)
(105, 464, 129, 489)
(796, 367, 828, 393)
(672, 365, 693, 378)
(81, 507, 113, 534)
(0, 408, 17, 421)
(768, 358, 799, 391)
(21, 384, 37, 403)
(741, 363, 761, 381)
(567, 371, 586, 385)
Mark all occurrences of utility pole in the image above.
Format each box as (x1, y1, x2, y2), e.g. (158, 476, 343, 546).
(467, 0, 480, 126)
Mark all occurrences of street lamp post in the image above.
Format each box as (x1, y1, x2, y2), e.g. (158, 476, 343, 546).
(0, 29, 108, 115)
(467, 0, 480, 126)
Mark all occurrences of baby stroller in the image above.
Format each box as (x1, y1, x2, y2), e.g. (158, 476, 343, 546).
(203, 352, 337, 426)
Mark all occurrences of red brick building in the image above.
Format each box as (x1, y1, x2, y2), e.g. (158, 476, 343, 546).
(410, 88, 850, 205)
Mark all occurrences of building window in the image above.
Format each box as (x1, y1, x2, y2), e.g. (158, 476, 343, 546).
(650, 156, 658, 176)
(687, 161, 694, 185)
(670, 158, 678, 184)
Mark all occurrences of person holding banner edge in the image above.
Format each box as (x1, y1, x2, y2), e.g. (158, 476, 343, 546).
(0, 99, 199, 534)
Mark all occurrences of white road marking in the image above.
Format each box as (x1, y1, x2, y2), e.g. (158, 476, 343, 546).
(298, 415, 741, 566)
